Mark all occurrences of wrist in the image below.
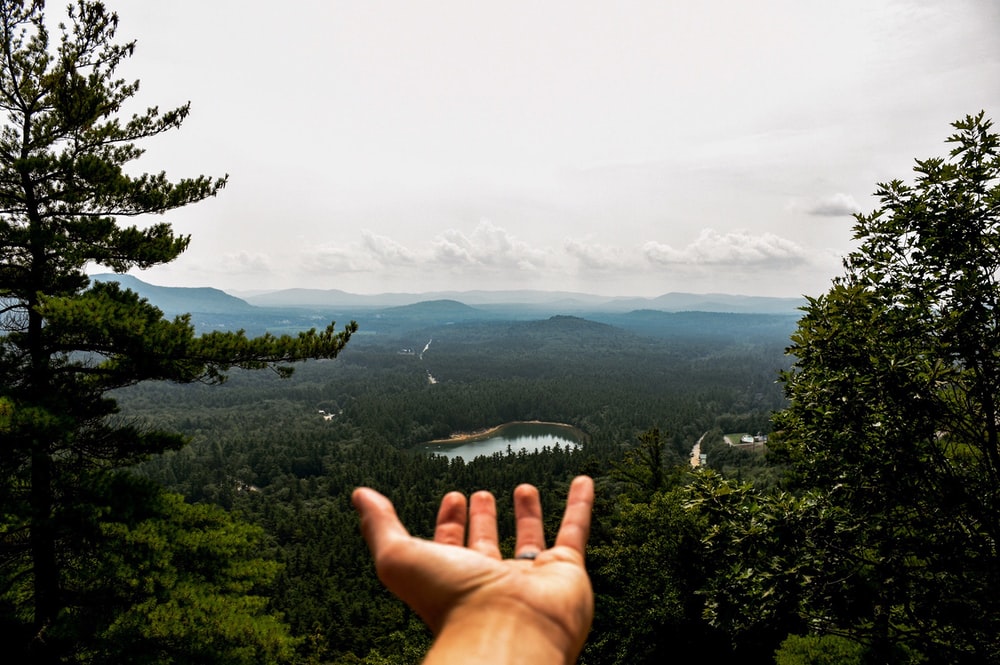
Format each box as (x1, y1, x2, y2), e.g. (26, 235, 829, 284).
(423, 598, 581, 665)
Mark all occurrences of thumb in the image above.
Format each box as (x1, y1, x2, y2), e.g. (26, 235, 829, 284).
(352, 487, 411, 557)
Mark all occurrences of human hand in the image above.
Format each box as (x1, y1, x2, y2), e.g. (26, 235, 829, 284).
(352, 476, 594, 665)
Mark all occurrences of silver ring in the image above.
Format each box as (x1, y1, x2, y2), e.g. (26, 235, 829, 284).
(515, 551, 539, 560)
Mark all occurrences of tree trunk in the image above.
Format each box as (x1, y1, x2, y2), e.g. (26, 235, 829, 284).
(29, 443, 57, 665)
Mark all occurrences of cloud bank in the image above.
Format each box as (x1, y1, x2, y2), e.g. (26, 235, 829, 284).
(643, 229, 810, 268)
(806, 193, 863, 217)
(271, 222, 825, 295)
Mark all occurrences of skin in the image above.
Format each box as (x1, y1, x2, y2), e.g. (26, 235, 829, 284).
(352, 475, 595, 665)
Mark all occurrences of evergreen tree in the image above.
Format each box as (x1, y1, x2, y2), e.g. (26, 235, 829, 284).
(0, 2, 355, 661)
(73, 475, 300, 665)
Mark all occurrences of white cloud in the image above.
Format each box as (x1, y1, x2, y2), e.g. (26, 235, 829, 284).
(643, 229, 810, 268)
(433, 231, 476, 266)
(299, 231, 418, 276)
(431, 220, 550, 272)
(564, 238, 630, 271)
(806, 193, 863, 217)
(299, 221, 552, 281)
(360, 231, 418, 265)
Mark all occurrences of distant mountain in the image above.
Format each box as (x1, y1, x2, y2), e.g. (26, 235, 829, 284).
(243, 287, 806, 314)
(241, 287, 380, 308)
(242, 287, 617, 309)
(87, 275, 807, 320)
(614, 292, 807, 314)
(379, 299, 484, 318)
(90, 274, 256, 315)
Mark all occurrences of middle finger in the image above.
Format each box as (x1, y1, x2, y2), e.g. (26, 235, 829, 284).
(467, 490, 502, 559)
(513, 483, 546, 558)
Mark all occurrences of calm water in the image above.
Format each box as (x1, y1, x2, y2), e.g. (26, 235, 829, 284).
(420, 422, 582, 461)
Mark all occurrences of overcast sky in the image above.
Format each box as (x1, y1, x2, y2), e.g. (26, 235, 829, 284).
(103, 0, 999, 298)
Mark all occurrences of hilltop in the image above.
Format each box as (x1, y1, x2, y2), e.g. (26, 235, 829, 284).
(91, 274, 256, 315)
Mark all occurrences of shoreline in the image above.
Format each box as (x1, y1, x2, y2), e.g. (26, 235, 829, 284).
(423, 420, 585, 446)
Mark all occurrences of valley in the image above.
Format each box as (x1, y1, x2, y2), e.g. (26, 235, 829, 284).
(108, 275, 793, 663)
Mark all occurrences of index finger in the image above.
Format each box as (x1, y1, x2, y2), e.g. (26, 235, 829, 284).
(467, 490, 502, 559)
(554, 476, 594, 556)
(433, 491, 468, 546)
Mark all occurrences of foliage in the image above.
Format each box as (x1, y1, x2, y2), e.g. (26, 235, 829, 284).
(700, 432, 782, 488)
(0, 2, 354, 662)
(684, 471, 826, 660)
(585, 484, 718, 665)
(774, 634, 867, 665)
(699, 113, 1000, 663)
(610, 427, 675, 497)
(70, 476, 296, 664)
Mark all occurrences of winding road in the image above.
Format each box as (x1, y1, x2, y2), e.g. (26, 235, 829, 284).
(690, 431, 708, 468)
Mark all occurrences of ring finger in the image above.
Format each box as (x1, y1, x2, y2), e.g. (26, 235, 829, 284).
(513, 484, 545, 558)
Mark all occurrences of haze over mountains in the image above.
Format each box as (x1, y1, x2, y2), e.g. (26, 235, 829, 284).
(93, 274, 806, 316)
(92, 272, 801, 387)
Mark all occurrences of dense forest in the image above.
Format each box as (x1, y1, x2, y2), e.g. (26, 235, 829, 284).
(118, 308, 795, 664)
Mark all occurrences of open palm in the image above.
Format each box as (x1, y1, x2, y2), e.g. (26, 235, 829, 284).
(352, 477, 594, 660)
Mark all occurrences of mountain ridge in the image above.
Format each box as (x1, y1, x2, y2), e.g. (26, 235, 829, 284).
(91, 273, 256, 315)
(91, 274, 807, 315)
(239, 285, 806, 313)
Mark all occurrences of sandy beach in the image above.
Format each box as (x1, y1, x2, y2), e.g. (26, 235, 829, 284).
(424, 420, 583, 446)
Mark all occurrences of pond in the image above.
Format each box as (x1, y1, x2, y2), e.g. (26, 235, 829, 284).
(419, 421, 584, 461)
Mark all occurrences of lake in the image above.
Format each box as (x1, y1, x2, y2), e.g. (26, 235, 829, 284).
(419, 421, 583, 461)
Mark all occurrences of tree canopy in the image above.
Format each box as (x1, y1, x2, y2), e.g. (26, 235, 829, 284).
(692, 112, 1000, 663)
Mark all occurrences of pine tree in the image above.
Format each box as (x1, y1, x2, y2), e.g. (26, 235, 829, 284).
(0, 2, 355, 661)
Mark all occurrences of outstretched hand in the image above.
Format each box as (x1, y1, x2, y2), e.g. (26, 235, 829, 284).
(352, 476, 594, 665)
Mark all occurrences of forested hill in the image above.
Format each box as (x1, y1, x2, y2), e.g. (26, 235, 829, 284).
(375, 299, 484, 321)
(90, 273, 256, 315)
(505, 315, 633, 350)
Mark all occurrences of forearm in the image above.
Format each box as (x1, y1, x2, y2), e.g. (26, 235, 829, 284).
(422, 601, 581, 665)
